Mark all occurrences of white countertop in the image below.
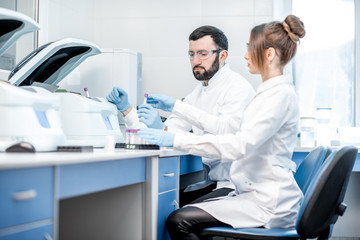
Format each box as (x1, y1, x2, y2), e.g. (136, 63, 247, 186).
(294, 145, 360, 153)
(0, 149, 158, 169)
(0, 147, 189, 170)
(294, 147, 315, 152)
(1, 145, 357, 170)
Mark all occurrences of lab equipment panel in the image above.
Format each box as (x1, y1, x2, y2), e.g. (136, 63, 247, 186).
(0, 167, 53, 229)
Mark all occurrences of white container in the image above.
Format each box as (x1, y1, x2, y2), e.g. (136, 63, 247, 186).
(316, 108, 332, 146)
(300, 117, 315, 147)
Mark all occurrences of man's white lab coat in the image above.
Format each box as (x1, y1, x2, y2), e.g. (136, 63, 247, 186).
(125, 64, 255, 188)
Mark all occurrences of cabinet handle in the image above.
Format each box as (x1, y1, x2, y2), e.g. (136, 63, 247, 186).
(12, 189, 37, 201)
(163, 173, 175, 177)
(173, 200, 179, 209)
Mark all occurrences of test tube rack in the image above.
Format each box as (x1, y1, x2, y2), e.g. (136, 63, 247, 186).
(115, 143, 160, 150)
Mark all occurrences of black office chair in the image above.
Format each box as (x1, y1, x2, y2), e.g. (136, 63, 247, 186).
(294, 146, 332, 194)
(200, 145, 358, 240)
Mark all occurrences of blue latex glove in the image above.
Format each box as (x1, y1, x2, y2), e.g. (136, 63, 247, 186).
(146, 94, 176, 112)
(106, 87, 131, 111)
(138, 128, 175, 147)
(138, 104, 165, 130)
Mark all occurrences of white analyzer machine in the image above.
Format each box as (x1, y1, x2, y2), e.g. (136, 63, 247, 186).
(0, 8, 66, 152)
(0, 8, 124, 151)
(7, 38, 124, 149)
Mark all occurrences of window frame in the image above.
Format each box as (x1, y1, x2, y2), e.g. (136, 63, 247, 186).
(355, 0, 360, 126)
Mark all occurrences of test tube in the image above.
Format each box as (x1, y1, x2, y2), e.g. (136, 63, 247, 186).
(143, 93, 148, 104)
(84, 88, 90, 98)
(125, 129, 131, 144)
(129, 129, 134, 145)
(134, 129, 140, 145)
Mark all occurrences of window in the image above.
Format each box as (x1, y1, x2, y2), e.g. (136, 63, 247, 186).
(292, 0, 355, 127)
(0, 0, 38, 72)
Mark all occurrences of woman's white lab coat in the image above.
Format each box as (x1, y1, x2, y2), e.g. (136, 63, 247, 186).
(172, 75, 303, 229)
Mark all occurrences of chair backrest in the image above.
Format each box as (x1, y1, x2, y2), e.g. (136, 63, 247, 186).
(296, 145, 358, 238)
(294, 146, 332, 194)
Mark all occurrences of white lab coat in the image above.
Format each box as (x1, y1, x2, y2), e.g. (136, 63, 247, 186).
(173, 75, 303, 229)
(124, 64, 255, 188)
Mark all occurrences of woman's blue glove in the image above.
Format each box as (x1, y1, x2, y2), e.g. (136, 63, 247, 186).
(138, 104, 165, 130)
(138, 128, 174, 147)
(146, 94, 176, 112)
(106, 87, 131, 111)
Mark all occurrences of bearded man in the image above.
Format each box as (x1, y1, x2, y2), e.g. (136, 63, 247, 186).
(107, 25, 255, 206)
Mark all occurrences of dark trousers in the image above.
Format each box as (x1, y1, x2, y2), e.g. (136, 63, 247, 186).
(166, 188, 233, 240)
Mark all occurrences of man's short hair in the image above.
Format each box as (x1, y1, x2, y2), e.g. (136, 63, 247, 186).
(189, 25, 228, 51)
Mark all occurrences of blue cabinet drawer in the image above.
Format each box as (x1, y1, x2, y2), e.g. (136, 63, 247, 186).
(158, 190, 177, 240)
(0, 167, 53, 229)
(158, 157, 178, 193)
(0, 223, 52, 240)
(59, 157, 146, 199)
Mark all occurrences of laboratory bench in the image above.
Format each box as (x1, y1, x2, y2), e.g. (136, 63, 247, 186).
(0, 148, 202, 240)
(1, 147, 359, 240)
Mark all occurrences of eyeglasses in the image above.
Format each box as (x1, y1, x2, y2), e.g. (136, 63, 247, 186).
(246, 43, 279, 56)
(188, 49, 223, 60)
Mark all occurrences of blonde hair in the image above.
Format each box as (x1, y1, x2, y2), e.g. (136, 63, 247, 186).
(248, 15, 305, 71)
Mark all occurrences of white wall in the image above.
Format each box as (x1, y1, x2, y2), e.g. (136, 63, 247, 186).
(39, 0, 95, 45)
(39, 0, 274, 99)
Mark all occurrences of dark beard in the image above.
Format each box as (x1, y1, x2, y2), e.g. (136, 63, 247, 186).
(192, 55, 220, 81)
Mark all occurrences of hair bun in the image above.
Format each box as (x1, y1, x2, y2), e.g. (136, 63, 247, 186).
(283, 15, 305, 43)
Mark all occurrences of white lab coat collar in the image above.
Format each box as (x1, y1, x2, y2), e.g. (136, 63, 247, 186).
(256, 75, 293, 95)
(204, 63, 230, 88)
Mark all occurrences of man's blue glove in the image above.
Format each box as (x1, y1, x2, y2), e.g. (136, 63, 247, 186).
(138, 104, 165, 130)
(146, 94, 176, 112)
(138, 128, 175, 147)
(106, 87, 131, 111)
